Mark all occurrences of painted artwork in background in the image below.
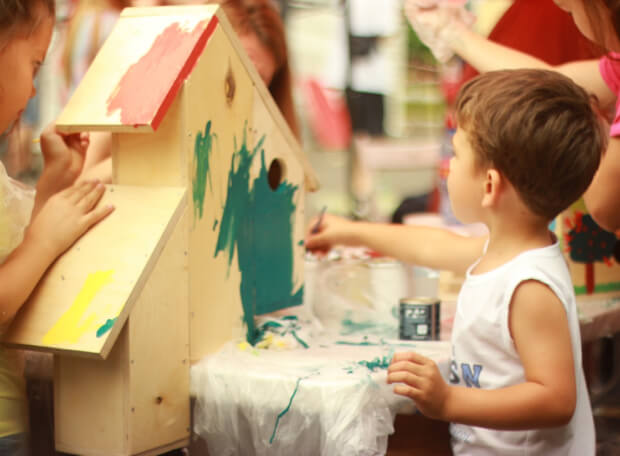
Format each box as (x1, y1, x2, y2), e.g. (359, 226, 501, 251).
(106, 18, 218, 129)
(558, 201, 620, 295)
(42, 270, 119, 346)
(194, 122, 303, 344)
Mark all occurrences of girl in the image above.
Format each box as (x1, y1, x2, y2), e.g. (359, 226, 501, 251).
(405, 0, 620, 232)
(0, 1, 113, 453)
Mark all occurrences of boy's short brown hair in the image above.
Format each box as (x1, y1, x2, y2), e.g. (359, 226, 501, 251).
(455, 69, 606, 220)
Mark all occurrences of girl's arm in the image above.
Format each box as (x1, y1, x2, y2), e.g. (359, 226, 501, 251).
(0, 182, 113, 324)
(584, 137, 620, 232)
(451, 23, 616, 106)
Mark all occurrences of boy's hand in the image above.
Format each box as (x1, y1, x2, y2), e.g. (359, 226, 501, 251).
(388, 351, 450, 420)
(34, 124, 90, 213)
(26, 181, 114, 259)
(305, 213, 357, 255)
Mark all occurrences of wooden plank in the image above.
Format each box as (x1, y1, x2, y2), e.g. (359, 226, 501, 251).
(128, 207, 190, 454)
(113, 94, 187, 187)
(53, 209, 189, 456)
(56, 7, 218, 132)
(183, 25, 254, 361)
(4, 185, 186, 359)
(54, 328, 129, 455)
(250, 87, 306, 312)
(214, 7, 320, 191)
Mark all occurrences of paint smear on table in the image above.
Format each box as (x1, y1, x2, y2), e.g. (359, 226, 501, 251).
(213, 126, 303, 343)
(107, 17, 218, 129)
(42, 270, 115, 346)
(193, 120, 215, 222)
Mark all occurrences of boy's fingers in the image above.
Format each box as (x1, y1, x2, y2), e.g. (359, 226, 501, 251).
(388, 361, 425, 379)
(391, 351, 430, 365)
(393, 383, 421, 401)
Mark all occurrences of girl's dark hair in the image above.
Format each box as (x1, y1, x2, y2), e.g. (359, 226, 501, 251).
(0, 0, 55, 46)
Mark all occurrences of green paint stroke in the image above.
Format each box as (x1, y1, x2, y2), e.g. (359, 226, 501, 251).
(192, 121, 215, 221)
(270, 376, 303, 444)
(96, 318, 116, 338)
(213, 126, 303, 343)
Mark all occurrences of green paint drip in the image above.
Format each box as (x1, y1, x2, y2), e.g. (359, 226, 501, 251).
(290, 330, 309, 349)
(213, 125, 304, 343)
(192, 121, 215, 221)
(212, 219, 219, 231)
(270, 376, 303, 444)
(96, 318, 116, 338)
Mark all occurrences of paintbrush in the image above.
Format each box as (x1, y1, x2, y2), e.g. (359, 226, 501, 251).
(311, 206, 327, 234)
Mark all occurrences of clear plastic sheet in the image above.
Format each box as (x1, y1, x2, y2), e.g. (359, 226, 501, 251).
(0, 163, 34, 263)
(192, 318, 450, 456)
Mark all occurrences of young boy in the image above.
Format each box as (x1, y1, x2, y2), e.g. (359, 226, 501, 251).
(305, 69, 604, 455)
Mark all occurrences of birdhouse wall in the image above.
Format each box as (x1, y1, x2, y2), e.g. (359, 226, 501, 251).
(53, 209, 190, 456)
(112, 94, 188, 187)
(182, 24, 306, 361)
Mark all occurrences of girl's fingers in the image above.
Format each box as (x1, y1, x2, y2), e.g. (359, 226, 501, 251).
(83, 203, 115, 228)
(67, 180, 98, 204)
(77, 183, 106, 212)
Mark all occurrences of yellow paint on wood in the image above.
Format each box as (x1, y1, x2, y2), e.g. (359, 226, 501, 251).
(42, 270, 115, 346)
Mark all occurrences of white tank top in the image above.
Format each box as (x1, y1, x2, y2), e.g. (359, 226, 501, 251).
(449, 240, 594, 455)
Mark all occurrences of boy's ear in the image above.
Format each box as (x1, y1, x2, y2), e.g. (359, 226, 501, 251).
(481, 168, 502, 208)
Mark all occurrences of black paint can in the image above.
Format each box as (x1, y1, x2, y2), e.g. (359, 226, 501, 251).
(399, 297, 441, 341)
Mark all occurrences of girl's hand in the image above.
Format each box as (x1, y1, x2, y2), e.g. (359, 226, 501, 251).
(387, 351, 451, 420)
(34, 124, 90, 213)
(26, 181, 114, 259)
(305, 213, 357, 255)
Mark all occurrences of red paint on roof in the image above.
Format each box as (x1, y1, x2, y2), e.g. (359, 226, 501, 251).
(107, 16, 218, 130)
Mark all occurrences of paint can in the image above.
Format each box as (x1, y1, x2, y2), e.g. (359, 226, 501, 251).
(399, 297, 441, 341)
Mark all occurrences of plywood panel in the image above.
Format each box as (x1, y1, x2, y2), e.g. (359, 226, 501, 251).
(183, 25, 255, 361)
(113, 94, 187, 187)
(4, 186, 186, 358)
(251, 88, 306, 303)
(54, 328, 129, 455)
(56, 6, 219, 132)
(128, 208, 190, 454)
(53, 209, 189, 456)
(214, 8, 319, 191)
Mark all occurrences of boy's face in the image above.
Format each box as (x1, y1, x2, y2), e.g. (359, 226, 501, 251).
(447, 127, 485, 223)
(0, 12, 53, 134)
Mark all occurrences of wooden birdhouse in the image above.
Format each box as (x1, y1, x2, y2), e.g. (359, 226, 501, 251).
(3, 5, 317, 455)
(556, 200, 620, 297)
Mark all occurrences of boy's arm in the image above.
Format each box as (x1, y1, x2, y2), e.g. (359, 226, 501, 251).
(389, 280, 577, 429)
(306, 214, 486, 274)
